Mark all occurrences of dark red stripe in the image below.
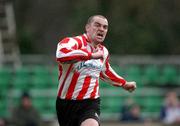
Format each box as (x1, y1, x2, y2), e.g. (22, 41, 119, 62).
(73, 37, 82, 49)
(90, 79, 98, 99)
(58, 64, 63, 80)
(76, 76, 91, 100)
(65, 72, 80, 99)
(57, 64, 73, 97)
(60, 48, 72, 53)
(90, 46, 93, 52)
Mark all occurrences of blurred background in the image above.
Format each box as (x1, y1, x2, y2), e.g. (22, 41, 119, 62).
(0, 0, 180, 126)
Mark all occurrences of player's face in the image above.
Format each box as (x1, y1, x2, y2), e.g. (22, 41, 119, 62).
(86, 16, 108, 44)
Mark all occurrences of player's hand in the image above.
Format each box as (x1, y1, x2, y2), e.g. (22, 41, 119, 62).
(122, 81, 136, 92)
(91, 49, 103, 59)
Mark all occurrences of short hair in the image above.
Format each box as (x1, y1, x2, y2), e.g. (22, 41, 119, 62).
(86, 15, 107, 25)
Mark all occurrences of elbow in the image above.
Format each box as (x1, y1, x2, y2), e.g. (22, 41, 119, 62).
(56, 58, 63, 62)
(56, 57, 68, 63)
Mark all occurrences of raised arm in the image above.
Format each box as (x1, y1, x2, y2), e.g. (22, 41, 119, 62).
(56, 37, 92, 63)
(56, 37, 104, 63)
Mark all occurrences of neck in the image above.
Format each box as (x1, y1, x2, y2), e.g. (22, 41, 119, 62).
(92, 41, 101, 48)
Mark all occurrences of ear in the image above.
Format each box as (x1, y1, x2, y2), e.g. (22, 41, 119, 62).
(85, 24, 89, 32)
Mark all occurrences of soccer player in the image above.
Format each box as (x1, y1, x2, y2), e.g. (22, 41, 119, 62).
(56, 15, 136, 126)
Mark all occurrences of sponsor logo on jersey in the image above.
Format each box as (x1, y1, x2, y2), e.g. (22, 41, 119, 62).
(77, 61, 102, 70)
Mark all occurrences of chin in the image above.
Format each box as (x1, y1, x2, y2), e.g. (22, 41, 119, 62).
(97, 39, 104, 43)
(95, 41, 103, 45)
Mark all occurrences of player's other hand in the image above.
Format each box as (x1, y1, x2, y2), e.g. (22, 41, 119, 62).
(91, 49, 103, 59)
(123, 81, 136, 92)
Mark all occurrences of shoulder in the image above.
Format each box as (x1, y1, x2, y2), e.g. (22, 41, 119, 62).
(58, 35, 84, 48)
(58, 36, 75, 44)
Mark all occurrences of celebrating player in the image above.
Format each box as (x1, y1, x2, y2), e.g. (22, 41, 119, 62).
(56, 15, 136, 126)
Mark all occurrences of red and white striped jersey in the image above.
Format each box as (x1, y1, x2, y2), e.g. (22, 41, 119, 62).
(56, 34, 126, 100)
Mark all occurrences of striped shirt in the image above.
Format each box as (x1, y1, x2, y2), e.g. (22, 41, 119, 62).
(56, 34, 126, 100)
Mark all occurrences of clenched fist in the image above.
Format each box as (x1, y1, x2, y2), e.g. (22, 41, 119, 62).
(122, 81, 136, 92)
(91, 49, 103, 59)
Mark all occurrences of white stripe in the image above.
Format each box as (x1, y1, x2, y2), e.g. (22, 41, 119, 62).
(95, 86, 100, 98)
(60, 72, 74, 98)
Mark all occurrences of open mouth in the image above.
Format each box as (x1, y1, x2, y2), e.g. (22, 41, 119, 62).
(97, 33, 103, 38)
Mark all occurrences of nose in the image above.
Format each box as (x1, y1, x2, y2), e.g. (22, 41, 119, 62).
(99, 26, 104, 31)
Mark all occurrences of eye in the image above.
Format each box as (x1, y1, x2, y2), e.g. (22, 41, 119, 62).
(94, 23, 100, 27)
(103, 25, 108, 30)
